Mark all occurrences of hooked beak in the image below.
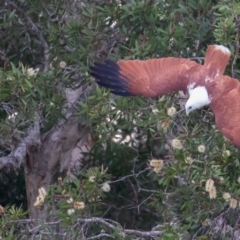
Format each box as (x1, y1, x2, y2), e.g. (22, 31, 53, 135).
(186, 107, 193, 116)
(185, 105, 192, 116)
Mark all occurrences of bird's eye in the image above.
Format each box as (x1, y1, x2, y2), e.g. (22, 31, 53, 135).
(188, 106, 192, 110)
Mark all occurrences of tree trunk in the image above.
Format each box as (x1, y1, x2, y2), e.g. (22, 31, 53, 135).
(23, 117, 92, 219)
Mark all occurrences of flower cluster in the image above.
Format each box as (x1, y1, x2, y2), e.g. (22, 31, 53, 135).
(26, 67, 39, 76)
(73, 201, 85, 210)
(229, 198, 238, 209)
(223, 192, 231, 202)
(33, 187, 47, 208)
(167, 107, 176, 117)
(67, 197, 85, 215)
(161, 118, 171, 129)
(205, 179, 216, 199)
(149, 159, 164, 173)
(59, 61, 67, 68)
(222, 192, 240, 209)
(205, 179, 240, 208)
(171, 138, 183, 150)
(89, 176, 96, 182)
(198, 145, 206, 153)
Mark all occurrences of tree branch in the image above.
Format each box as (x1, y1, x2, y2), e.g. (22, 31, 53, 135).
(0, 113, 41, 170)
(78, 217, 164, 238)
(0, 156, 20, 170)
(9, 216, 164, 238)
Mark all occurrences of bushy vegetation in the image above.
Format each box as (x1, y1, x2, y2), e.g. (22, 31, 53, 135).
(0, 0, 240, 239)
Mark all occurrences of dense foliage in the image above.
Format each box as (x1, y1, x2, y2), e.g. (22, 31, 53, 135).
(0, 0, 240, 239)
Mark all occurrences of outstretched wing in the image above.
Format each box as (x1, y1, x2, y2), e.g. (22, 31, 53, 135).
(208, 75, 240, 147)
(90, 57, 198, 97)
(90, 45, 230, 98)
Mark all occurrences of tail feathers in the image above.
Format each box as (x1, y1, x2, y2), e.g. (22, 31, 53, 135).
(90, 60, 133, 96)
(204, 45, 231, 76)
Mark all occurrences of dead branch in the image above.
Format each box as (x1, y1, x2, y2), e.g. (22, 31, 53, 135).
(78, 217, 164, 238)
(0, 113, 41, 170)
(9, 217, 164, 239)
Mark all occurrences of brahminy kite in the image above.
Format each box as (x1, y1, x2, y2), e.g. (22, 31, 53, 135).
(90, 45, 240, 147)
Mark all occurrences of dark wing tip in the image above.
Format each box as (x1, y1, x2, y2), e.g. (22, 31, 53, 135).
(90, 60, 133, 96)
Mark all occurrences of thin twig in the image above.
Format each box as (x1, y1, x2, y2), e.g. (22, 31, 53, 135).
(110, 169, 149, 184)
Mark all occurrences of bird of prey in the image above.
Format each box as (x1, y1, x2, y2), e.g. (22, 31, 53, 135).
(90, 45, 240, 147)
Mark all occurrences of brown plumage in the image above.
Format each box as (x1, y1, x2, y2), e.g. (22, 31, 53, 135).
(90, 45, 230, 97)
(207, 75, 240, 147)
(90, 45, 240, 147)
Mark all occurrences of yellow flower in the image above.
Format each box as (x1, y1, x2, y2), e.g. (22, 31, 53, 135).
(209, 186, 217, 199)
(223, 192, 231, 202)
(161, 118, 171, 129)
(230, 198, 238, 209)
(149, 159, 163, 168)
(171, 139, 183, 150)
(149, 159, 164, 173)
(167, 107, 177, 117)
(38, 187, 47, 199)
(198, 145, 206, 153)
(33, 196, 44, 208)
(59, 61, 67, 68)
(34, 187, 47, 208)
(73, 201, 85, 210)
(205, 179, 214, 192)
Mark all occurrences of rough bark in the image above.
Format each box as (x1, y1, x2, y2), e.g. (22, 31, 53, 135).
(24, 116, 92, 218)
(0, 108, 92, 219)
(0, 79, 93, 219)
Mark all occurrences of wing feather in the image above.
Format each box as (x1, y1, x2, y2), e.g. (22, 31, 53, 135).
(208, 76, 240, 147)
(90, 58, 198, 97)
(90, 45, 231, 97)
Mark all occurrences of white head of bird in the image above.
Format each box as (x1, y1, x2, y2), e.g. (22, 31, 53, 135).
(185, 84, 211, 115)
